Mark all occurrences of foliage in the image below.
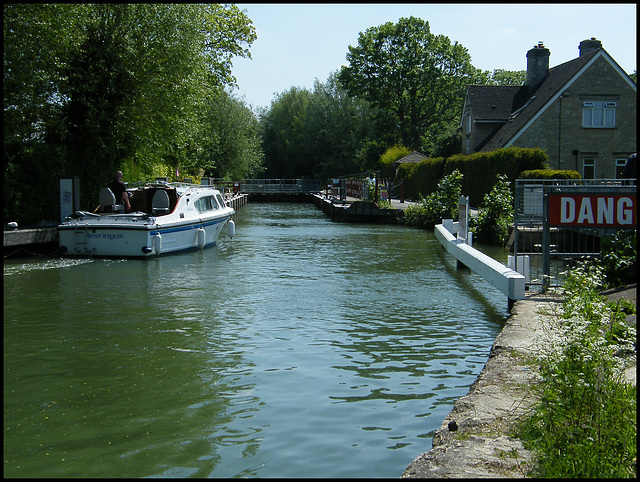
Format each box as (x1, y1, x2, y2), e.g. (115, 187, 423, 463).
(397, 157, 446, 201)
(355, 138, 393, 173)
(476, 69, 526, 86)
(444, 147, 548, 205)
(338, 17, 477, 152)
(260, 73, 379, 179)
(519, 169, 581, 179)
(403, 170, 463, 228)
(379, 145, 411, 178)
(425, 122, 462, 159)
(397, 147, 546, 204)
(470, 174, 514, 245)
(599, 229, 637, 287)
(4, 4, 257, 223)
(198, 89, 265, 180)
(516, 261, 636, 478)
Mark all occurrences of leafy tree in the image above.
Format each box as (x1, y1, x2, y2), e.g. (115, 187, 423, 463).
(477, 69, 526, 86)
(338, 17, 477, 153)
(261, 87, 313, 178)
(260, 74, 378, 179)
(379, 145, 410, 177)
(199, 89, 264, 180)
(3, 4, 257, 222)
(3, 4, 82, 223)
(305, 73, 378, 179)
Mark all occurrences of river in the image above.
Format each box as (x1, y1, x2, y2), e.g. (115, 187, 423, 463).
(4, 202, 510, 478)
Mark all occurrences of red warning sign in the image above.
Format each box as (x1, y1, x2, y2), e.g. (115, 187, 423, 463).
(549, 194, 636, 227)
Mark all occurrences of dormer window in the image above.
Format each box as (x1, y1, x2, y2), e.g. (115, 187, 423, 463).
(582, 101, 616, 128)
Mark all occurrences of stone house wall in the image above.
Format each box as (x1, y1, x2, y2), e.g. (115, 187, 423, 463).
(512, 56, 636, 178)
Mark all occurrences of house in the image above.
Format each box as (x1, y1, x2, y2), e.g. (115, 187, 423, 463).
(461, 38, 636, 179)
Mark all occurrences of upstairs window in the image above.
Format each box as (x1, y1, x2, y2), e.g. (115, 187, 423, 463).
(582, 101, 616, 128)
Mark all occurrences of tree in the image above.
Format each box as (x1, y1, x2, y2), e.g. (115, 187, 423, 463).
(260, 74, 379, 179)
(261, 87, 313, 178)
(305, 73, 378, 179)
(338, 17, 477, 153)
(62, 4, 257, 207)
(199, 89, 264, 180)
(3, 4, 82, 223)
(477, 69, 526, 86)
(3, 4, 257, 222)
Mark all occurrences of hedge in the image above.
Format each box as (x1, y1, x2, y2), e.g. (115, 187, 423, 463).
(398, 147, 548, 205)
(397, 157, 445, 200)
(519, 169, 581, 179)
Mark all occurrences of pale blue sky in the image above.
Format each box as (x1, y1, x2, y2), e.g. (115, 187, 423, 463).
(231, 3, 637, 110)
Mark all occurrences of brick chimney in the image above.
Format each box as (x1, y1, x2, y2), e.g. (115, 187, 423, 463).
(579, 37, 602, 57)
(526, 41, 550, 94)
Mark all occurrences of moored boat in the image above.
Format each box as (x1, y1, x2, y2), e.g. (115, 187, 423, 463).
(58, 181, 235, 257)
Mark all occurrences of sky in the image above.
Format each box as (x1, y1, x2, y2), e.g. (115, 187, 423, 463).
(230, 3, 637, 110)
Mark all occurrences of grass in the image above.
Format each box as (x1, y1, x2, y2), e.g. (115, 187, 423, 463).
(515, 261, 636, 478)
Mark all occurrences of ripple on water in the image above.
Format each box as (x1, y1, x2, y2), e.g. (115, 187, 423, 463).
(3, 203, 507, 478)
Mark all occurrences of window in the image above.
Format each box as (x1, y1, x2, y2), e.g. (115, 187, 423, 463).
(194, 195, 219, 213)
(582, 101, 616, 128)
(583, 158, 596, 179)
(466, 114, 471, 135)
(216, 194, 226, 208)
(616, 158, 628, 179)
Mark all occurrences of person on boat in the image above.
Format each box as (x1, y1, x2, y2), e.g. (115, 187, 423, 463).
(107, 170, 131, 212)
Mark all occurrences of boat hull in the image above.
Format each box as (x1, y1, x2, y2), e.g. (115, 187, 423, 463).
(58, 214, 233, 258)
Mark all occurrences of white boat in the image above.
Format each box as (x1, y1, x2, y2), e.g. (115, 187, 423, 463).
(58, 181, 235, 257)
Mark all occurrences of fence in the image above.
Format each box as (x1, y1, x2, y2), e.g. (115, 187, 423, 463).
(513, 179, 636, 290)
(238, 179, 323, 194)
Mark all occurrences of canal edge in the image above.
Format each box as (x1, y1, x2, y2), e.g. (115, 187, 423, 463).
(401, 292, 563, 478)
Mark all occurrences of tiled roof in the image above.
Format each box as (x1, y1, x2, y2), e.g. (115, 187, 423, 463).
(466, 85, 528, 121)
(480, 49, 600, 151)
(395, 151, 428, 164)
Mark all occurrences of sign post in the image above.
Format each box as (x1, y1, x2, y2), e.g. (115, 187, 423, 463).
(60, 177, 79, 223)
(458, 195, 469, 242)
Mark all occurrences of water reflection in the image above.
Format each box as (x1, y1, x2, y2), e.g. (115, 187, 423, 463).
(4, 203, 508, 478)
(4, 257, 259, 478)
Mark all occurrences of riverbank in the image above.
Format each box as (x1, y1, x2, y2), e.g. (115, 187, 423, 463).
(402, 285, 636, 478)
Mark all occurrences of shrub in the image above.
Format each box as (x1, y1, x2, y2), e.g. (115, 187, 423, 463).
(444, 147, 547, 205)
(403, 170, 463, 228)
(516, 261, 637, 478)
(599, 229, 637, 287)
(398, 157, 445, 201)
(379, 145, 411, 178)
(520, 169, 581, 179)
(470, 174, 514, 245)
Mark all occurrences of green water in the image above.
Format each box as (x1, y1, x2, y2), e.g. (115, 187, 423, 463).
(4, 203, 509, 477)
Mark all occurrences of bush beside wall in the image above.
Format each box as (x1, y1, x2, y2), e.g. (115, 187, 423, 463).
(519, 169, 581, 180)
(398, 147, 548, 204)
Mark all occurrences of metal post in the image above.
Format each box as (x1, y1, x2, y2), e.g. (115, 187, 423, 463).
(542, 191, 550, 292)
(513, 184, 520, 278)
